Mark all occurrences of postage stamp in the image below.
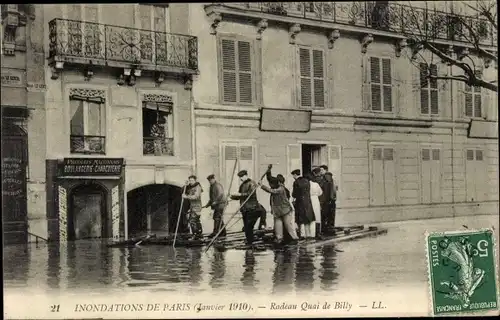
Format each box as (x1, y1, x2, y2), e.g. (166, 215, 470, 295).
(426, 229, 499, 316)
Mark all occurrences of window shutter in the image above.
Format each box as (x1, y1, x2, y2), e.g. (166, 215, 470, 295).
(328, 145, 342, 192)
(237, 41, 253, 104)
(382, 58, 392, 112)
(464, 84, 473, 117)
(437, 64, 449, 117)
(370, 57, 382, 111)
(432, 149, 440, 161)
(383, 147, 393, 161)
(430, 148, 442, 203)
(312, 49, 325, 108)
(430, 64, 439, 115)
(299, 48, 312, 107)
(474, 89, 482, 118)
(383, 148, 397, 204)
(370, 147, 384, 205)
(475, 149, 483, 161)
(221, 39, 237, 103)
(373, 147, 383, 160)
(422, 148, 430, 161)
(222, 144, 239, 209)
(466, 149, 474, 161)
(238, 145, 254, 180)
(362, 56, 372, 111)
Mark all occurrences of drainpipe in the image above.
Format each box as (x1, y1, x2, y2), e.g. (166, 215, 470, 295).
(450, 63, 455, 218)
(190, 90, 197, 176)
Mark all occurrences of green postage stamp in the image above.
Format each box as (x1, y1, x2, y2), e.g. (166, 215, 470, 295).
(426, 229, 499, 316)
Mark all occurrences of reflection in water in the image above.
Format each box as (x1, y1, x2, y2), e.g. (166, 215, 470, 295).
(209, 251, 226, 289)
(4, 215, 497, 295)
(240, 250, 258, 292)
(272, 249, 297, 294)
(3, 244, 30, 287)
(319, 245, 339, 291)
(295, 247, 316, 291)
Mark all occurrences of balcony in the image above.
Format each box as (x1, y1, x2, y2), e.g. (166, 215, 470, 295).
(206, 2, 496, 47)
(48, 19, 199, 79)
(70, 135, 105, 155)
(143, 137, 174, 156)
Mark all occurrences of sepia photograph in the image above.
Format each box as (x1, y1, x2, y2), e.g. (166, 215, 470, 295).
(2, 1, 499, 318)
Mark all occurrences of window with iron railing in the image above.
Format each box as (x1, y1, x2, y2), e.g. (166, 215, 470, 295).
(142, 102, 174, 156)
(69, 91, 106, 155)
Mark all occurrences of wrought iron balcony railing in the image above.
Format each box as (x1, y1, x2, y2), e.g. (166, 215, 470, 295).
(70, 135, 106, 154)
(143, 137, 174, 156)
(49, 19, 198, 72)
(215, 2, 496, 46)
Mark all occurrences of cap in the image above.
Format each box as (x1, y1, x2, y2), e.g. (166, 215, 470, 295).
(291, 169, 301, 176)
(207, 174, 215, 180)
(237, 170, 248, 177)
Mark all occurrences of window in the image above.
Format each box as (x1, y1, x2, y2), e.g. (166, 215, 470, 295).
(138, 4, 170, 63)
(464, 83, 482, 118)
(465, 149, 486, 202)
(218, 37, 256, 105)
(69, 89, 106, 154)
(420, 148, 442, 203)
(419, 63, 439, 115)
(364, 57, 393, 112)
(142, 102, 174, 156)
(370, 146, 397, 205)
(298, 47, 325, 108)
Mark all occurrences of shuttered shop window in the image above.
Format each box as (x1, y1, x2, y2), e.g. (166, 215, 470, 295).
(220, 38, 254, 104)
(299, 47, 325, 108)
(419, 63, 439, 115)
(370, 146, 397, 205)
(369, 57, 393, 112)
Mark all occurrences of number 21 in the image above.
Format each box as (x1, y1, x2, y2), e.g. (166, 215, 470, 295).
(50, 305, 60, 312)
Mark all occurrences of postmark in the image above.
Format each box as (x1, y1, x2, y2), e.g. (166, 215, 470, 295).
(426, 229, 499, 316)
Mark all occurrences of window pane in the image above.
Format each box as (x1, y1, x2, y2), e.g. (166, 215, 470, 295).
(87, 102, 103, 136)
(70, 100, 84, 135)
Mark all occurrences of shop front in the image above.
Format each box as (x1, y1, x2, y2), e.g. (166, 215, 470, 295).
(53, 158, 125, 242)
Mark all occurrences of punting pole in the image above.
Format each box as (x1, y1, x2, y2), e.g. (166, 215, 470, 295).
(204, 165, 272, 254)
(173, 184, 188, 248)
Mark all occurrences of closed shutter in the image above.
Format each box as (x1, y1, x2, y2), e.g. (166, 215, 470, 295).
(430, 149, 442, 203)
(383, 148, 396, 204)
(221, 39, 237, 103)
(464, 84, 474, 117)
(223, 145, 238, 195)
(382, 58, 392, 112)
(475, 150, 486, 201)
(328, 145, 342, 193)
(287, 144, 302, 191)
(362, 56, 372, 111)
(370, 147, 384, 205)
(299, 48, 325, 108)
(421, 148, 431, 203)
(312, 49, 325, 108)
(370, 57, 382, 111)
(220, 39, 254, 104)
(420, 63, 430, 114)
(437, 64, 449, 117)
(429, 64, 439, 115)
(474, 86, 482, 118)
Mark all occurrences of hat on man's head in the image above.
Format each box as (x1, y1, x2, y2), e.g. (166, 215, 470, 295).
(291, 169, 301, 176)
(207, 174, 215, 180)
(237, 170, 248, 177)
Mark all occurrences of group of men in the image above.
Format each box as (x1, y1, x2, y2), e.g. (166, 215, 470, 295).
(178, 164, 337, 247)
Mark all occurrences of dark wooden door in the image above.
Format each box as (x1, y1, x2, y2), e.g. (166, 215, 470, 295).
(2, 123, 29, 245)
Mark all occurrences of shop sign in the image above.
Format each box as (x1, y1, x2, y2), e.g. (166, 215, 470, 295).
(1, 157, 24, 197)
(27, 82, 47, 92)
(62, 158, 124, 176)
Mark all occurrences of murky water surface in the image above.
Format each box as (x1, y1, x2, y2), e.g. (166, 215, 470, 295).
(4, 215, 499, 296)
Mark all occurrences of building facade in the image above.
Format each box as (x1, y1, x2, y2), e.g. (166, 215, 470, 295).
(189, 2, 499, 226)
(2, 3, 199, 243)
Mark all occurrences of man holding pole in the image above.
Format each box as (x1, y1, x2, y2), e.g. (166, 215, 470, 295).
(182, 175, 204, 240)
(204, 174, 227, 238)
(230, 170, 265, 247)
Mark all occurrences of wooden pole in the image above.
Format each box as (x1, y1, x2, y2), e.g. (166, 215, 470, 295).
(172, 184, 188, 248)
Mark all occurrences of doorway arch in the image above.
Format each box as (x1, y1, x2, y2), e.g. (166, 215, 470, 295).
(127, 184, 185, 237)
(68, 183, 108, 240)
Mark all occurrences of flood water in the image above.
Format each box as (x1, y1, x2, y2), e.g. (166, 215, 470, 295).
(3, 215, 499, 297)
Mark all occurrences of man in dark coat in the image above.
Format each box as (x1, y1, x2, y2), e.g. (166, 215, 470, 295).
(230, 170, 266, 246)
(182, 175, 204, 240)
(291, 169, 315, 238)
(204, 174, 227, 238)
(319, 165, 337, 235)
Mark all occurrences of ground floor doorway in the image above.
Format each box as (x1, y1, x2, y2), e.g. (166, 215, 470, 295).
(68, 183, 108, 240)
(127, 184, 185, 237)
(301, 144, 328, 176)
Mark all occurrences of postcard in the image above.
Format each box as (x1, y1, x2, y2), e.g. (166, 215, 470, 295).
(2, 1, 499, 319)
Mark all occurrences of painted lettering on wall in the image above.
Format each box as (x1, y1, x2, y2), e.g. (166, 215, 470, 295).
(62, 158, 124, 176)
(1, 69, 25, 86)
(1, 158, 24, 196)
